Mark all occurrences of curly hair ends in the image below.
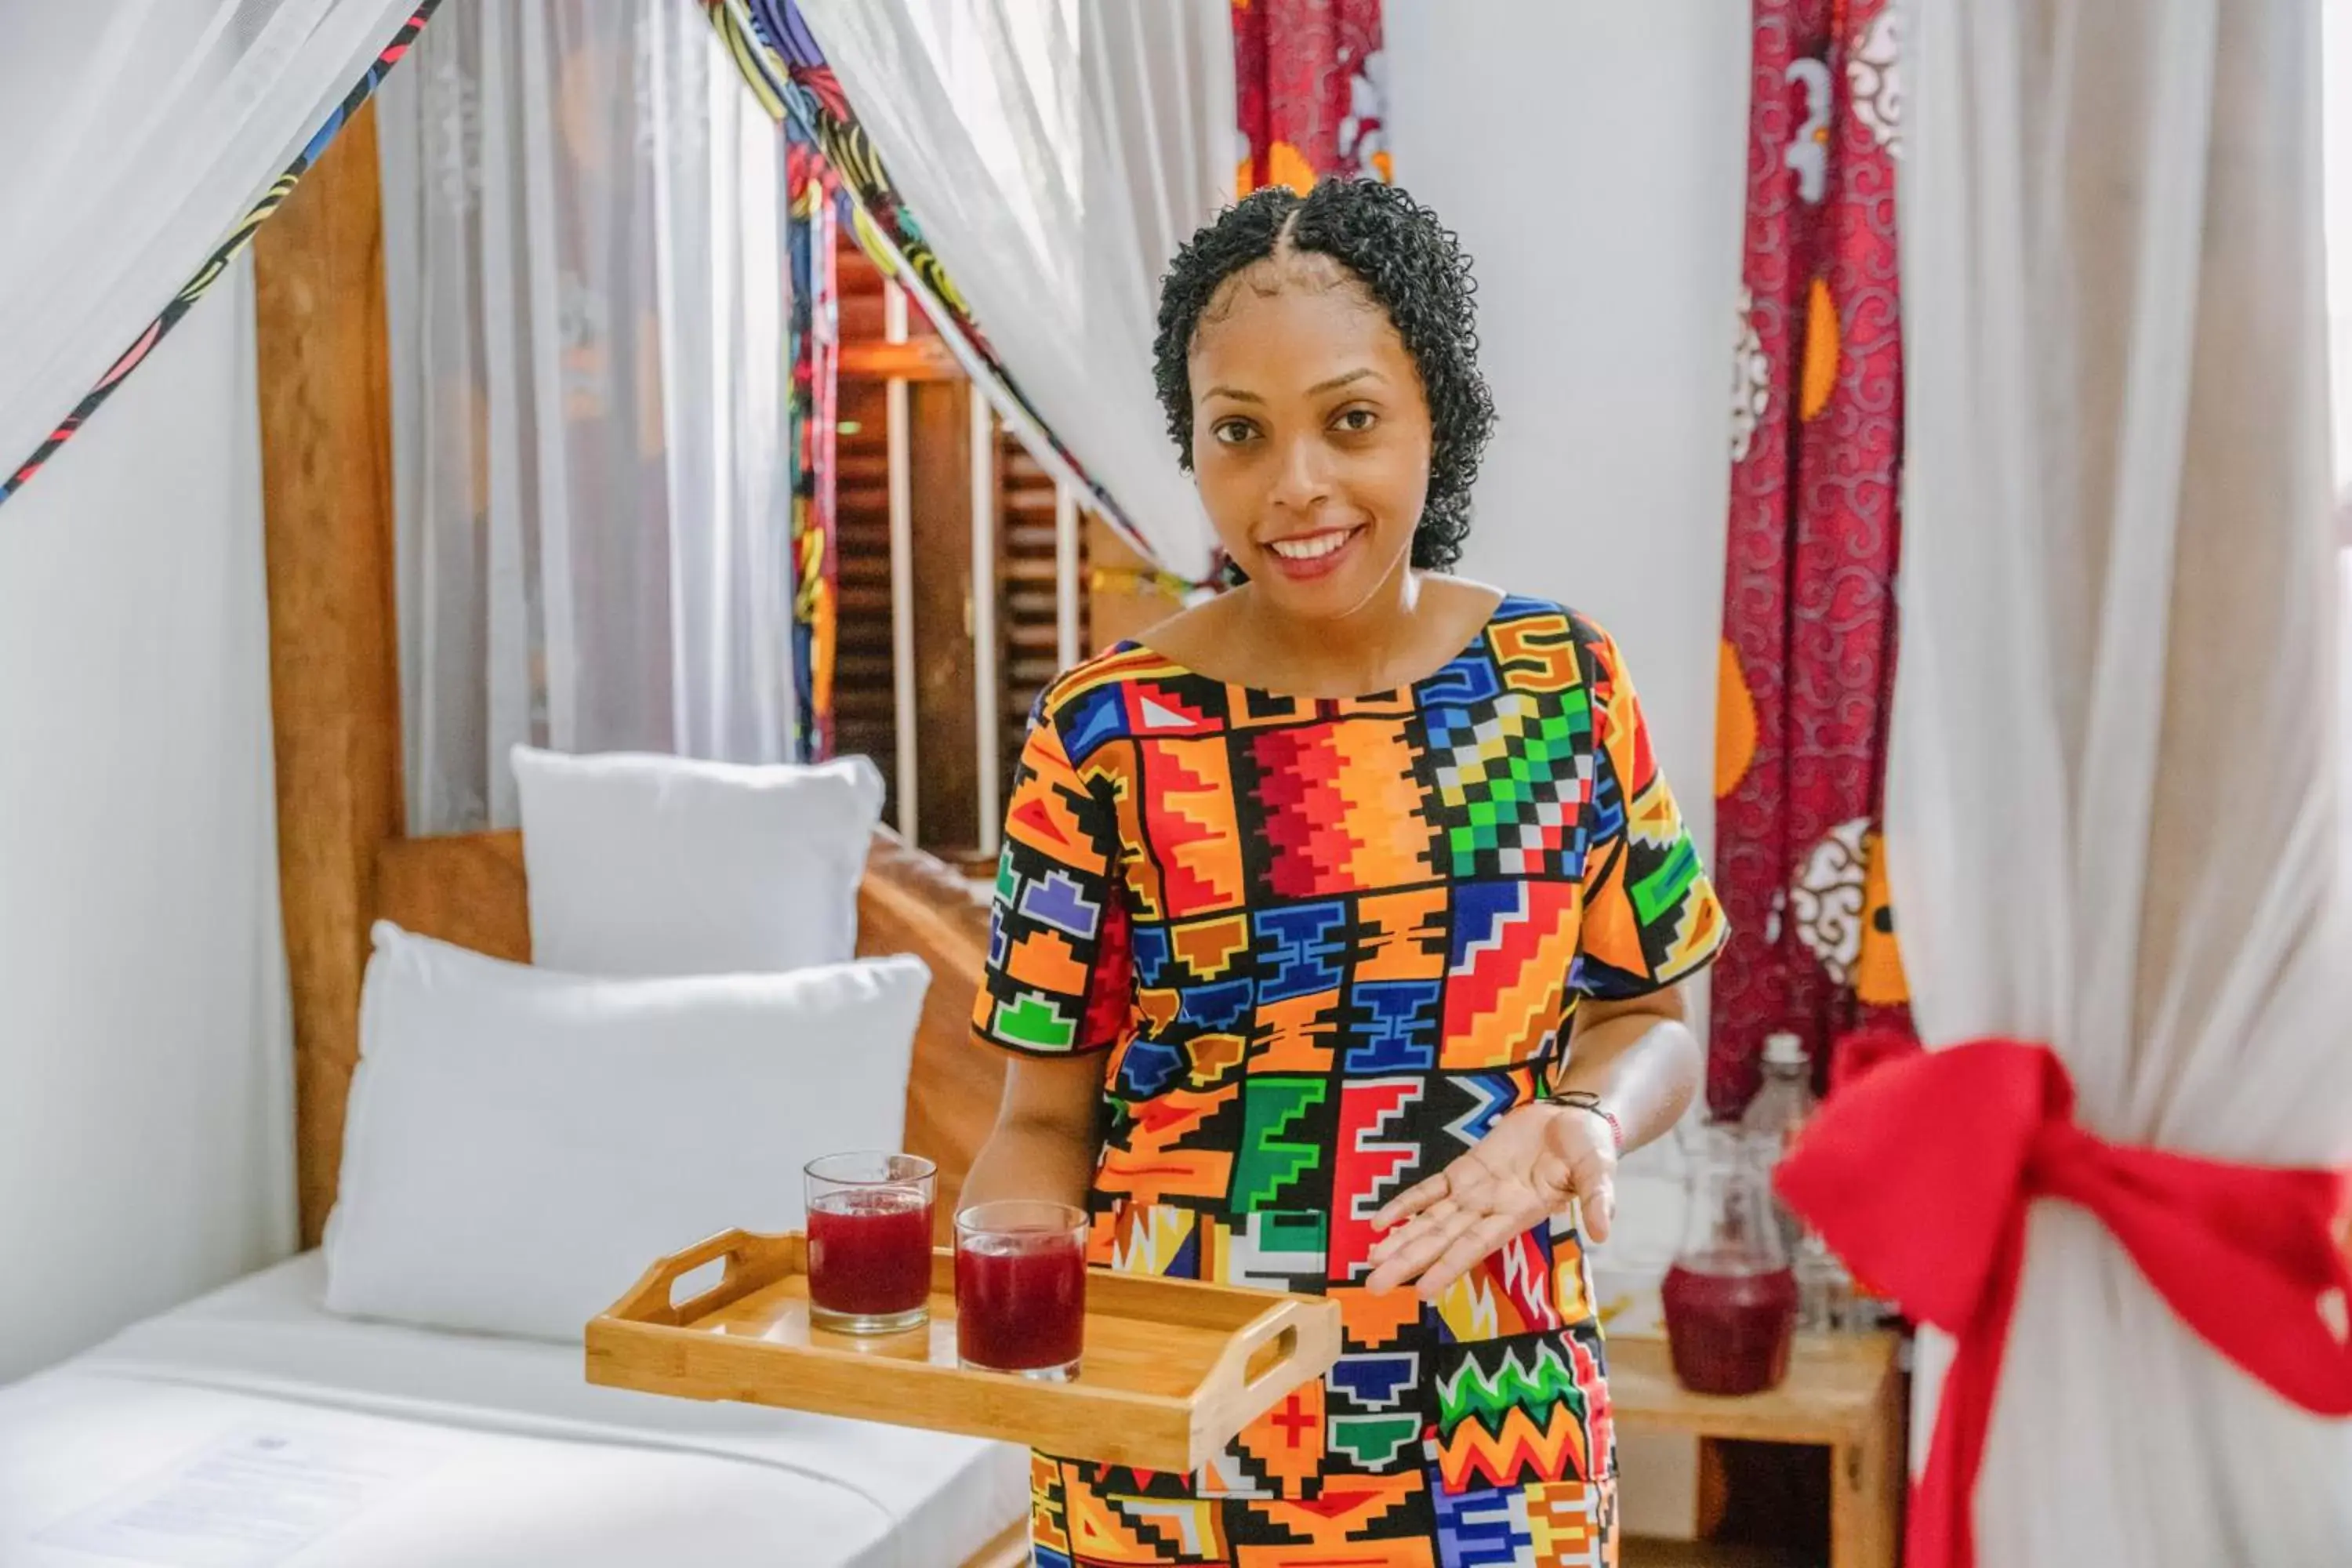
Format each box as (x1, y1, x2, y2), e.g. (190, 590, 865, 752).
(1152, 180, 1496, 573)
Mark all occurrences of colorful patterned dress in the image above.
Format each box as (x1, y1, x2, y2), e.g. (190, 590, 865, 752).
(972, 596, 1730, 1568)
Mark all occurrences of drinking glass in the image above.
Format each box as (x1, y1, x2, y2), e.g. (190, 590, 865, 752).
(804, 1152, 936, 1334)
(953, 1200, 1087, 1380)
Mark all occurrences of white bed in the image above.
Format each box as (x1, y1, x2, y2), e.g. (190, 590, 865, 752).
(0, 1252, 1025, 1567)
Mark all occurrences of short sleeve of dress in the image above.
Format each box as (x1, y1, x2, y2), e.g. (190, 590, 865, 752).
(971, 697, 1133, 1057)
(1570, 625, 1731, 1000)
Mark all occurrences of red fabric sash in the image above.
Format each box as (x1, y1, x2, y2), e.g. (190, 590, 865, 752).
(1773, 1038, 2352, 1568)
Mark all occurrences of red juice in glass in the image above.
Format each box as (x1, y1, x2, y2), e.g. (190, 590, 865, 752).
(1661, 1256, 1798, 1396)
(955, 1200, 1086, 1380)
(804, 1152, 935, 1335)
(808, 1189, 934, 1317)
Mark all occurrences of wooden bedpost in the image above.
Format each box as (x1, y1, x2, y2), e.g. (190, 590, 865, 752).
(252, 101, 405, 1248)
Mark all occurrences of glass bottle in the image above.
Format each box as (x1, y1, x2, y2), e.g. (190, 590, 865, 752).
(1660, 1124, 1798, 1396)
(1739, 1030, 1853, 1330)
(1739, 1031, 1817, 1202)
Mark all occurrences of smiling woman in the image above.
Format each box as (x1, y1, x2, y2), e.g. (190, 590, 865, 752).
(957, 178, 1731, 1564)
(1193, 321, 1429, 597)
(1137, 183, 1500, 698)
(1158, 182, 1492, 573)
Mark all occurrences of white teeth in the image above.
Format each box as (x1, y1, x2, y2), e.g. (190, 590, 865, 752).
(1267, 530, 1352, 561)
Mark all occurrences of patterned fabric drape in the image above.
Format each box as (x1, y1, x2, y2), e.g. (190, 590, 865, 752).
(1231, 0, 1388, 197)
(786, 128, 840, 763)
(0, 3, 445, 510)
(1709, 0, 1911, 1115)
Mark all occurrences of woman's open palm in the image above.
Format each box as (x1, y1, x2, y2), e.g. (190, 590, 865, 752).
(1362, 1104, 1617, 1301)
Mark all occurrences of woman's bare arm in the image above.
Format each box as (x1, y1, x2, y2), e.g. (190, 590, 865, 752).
(1552, 985, 1704, 1159)
(957, 1051, 1104, 1214)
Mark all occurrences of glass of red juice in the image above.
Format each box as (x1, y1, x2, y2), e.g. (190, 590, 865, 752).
(804, 1152, 936, 1335)
(954, 1200, 1087, 1381)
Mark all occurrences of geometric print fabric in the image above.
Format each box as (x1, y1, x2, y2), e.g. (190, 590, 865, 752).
(975, 597, 1729, 1564)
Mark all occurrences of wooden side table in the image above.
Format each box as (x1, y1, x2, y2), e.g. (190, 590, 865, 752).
(1609, 1330, 1907, 1568)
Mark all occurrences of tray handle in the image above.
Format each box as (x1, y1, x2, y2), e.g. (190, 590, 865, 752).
(1198, 1295, 1341, 1442)
(607, 1227, 760, 1326)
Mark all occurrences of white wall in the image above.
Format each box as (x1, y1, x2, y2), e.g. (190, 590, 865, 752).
(0, 260, 296, 1381)
(2327, 0, 2352, 503)
(1386, 0, 1748, 884)
(1386, 0, 1751, 1537)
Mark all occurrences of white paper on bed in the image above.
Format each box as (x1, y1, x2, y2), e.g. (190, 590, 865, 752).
(0, 1254, 1025, 1568)
(34, 1425, 445, 1568)
(325, 924, 927, 1342)
(511, 745, 886, 977)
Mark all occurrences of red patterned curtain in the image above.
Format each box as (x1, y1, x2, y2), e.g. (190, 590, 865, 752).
(1232, 0, 1388, 196)
(1710, 0, 1912, 1115)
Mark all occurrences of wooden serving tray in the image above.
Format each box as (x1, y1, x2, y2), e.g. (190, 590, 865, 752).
(586, 1229, 1342, 1472)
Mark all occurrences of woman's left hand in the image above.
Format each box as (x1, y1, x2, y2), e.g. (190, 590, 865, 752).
(1363, 1102, 1617, 1301)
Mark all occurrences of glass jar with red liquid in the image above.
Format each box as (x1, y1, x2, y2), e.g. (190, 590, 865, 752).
(954, 1200, 1087, 1381)
(1661, 1125, 1798, 1396)
(804, 1152, 937, 1335)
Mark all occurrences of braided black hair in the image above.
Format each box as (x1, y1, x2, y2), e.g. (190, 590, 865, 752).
(1152, 180, 1495, 572)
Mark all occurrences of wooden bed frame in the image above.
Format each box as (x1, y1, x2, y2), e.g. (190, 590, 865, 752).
(251, 104, 1021, 1567)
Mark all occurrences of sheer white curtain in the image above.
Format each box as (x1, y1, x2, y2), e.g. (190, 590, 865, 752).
(797, 0, 1230, 582)
(379, 0, 793, 833)
(0, 0, 422, 480)
(1893, 0, 2350, 1561)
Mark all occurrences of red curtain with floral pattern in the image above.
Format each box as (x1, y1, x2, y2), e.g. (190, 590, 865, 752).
(1232, 0, 1388, 197)
(1710, 0, 1913, 1115)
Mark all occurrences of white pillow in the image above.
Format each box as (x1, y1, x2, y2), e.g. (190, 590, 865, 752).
(325, 922, 929, 1342)
(510, 746, 886, 977)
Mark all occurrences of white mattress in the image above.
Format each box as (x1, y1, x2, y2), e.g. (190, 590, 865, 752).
(0, 1253, 1025, 1567)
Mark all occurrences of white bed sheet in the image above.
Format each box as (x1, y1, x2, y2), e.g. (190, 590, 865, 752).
(0, 1253, 1025, 1567)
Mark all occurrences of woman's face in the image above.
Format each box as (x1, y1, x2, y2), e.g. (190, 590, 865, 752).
(1187, 256, 1433, 619)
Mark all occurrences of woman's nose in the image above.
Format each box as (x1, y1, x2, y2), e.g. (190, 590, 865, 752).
(1267, 433, 1334, 512)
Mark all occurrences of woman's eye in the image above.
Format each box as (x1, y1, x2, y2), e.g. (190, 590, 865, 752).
(1213, 419, 1256, 446)
(1334, 408, 1378, 434)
